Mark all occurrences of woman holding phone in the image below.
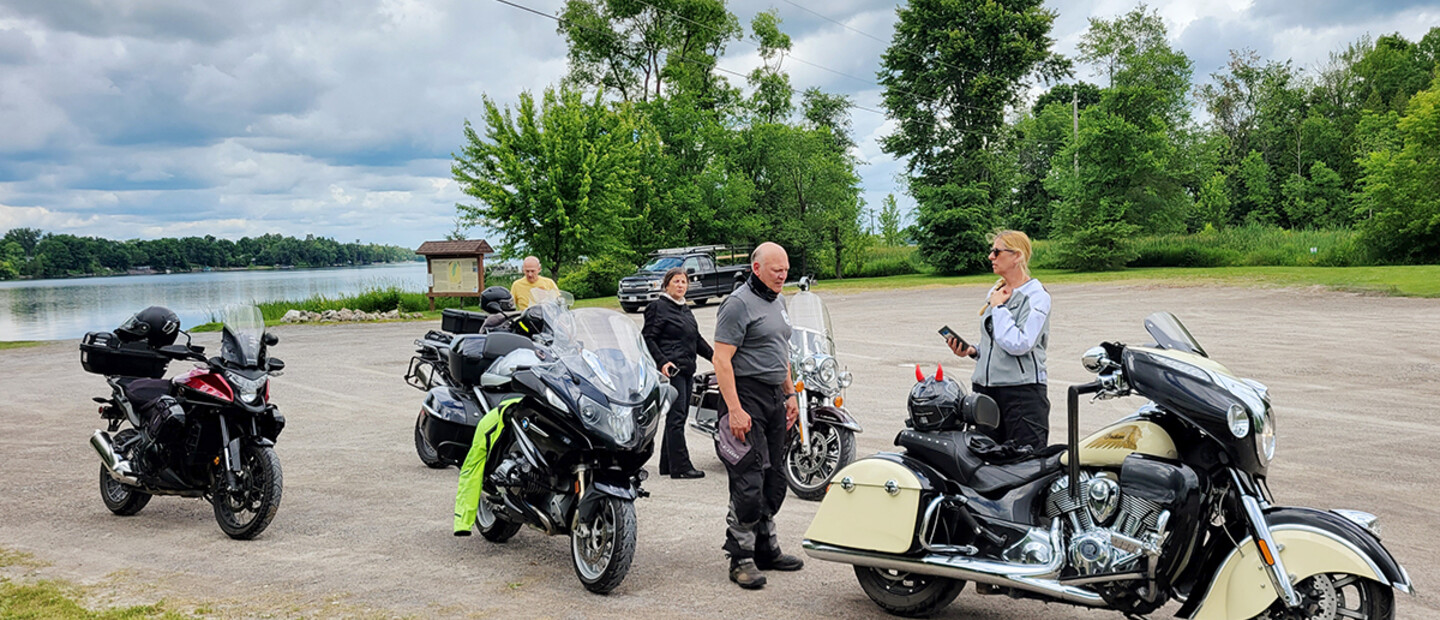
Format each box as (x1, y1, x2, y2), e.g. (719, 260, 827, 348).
(642, 267, 714, 479)
(946, 230, 1052, 450)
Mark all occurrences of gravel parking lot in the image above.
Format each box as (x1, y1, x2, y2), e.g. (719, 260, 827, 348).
(1, 282, 1435, 618)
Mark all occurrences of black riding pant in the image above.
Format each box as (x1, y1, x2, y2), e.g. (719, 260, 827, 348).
(718, 376, 788, 562)
(972, 382, 1050, 450)
(658, 372, 695, 474)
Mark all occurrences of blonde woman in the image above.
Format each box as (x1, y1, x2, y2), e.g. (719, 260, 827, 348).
(947, 230, 1052, 449)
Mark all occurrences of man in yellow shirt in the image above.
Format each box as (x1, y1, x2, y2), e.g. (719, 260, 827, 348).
(511, 256, 559, 311)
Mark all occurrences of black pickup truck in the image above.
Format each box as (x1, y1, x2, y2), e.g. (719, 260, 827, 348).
(617, 245, 751, 313)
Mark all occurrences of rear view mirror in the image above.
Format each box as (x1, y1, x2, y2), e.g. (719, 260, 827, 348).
(686, 267, 696, 274)
(263, 333, 280, 346)
(268, 358, 286, 372)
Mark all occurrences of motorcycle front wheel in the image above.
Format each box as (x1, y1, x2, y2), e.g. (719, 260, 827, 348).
(1255, 573, 1394, 620)
(854, 566, 965, 618)
(212, 445, 283, 540)
(99, 430, 150, 515)
(784, 423, 856, 501)
(414, 410, 448, 469)
(571, 496, 637, 594)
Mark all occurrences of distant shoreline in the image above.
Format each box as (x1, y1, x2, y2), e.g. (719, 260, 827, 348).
(0, 260, 423, 286)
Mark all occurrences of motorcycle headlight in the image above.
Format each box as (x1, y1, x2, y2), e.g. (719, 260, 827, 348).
(1256, 404, 1277, 463)
(227, 372, 267, 404)
(801, 357, 817, 374)
(838, 371, 853, 389)
(818, 357, 838, 389)
(579, 395, 635, 445)
(1226, 403, 1250, 438)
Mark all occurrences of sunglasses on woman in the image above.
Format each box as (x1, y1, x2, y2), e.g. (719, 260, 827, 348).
(988, 248, 1015, 257)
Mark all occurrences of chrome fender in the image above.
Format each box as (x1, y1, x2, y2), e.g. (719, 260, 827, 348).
(1188, 507, 1412, 620)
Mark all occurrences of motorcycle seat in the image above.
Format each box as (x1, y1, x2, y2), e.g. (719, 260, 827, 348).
(446, 332, 536, 386)
(120, 377, 173, 408)
(895, 429, 1063, 496)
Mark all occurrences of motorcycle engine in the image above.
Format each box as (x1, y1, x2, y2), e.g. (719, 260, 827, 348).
(1044, 471, 1170, 577)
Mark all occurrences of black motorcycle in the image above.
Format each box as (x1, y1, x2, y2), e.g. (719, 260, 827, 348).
(84, 305, 287, 540)
(462, 294, 674, 594)
(802, 311, 1411, 619)
(404, 287, 544, 468)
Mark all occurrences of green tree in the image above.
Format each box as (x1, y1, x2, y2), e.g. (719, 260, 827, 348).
(878, 194, 903, 246)
(2, 227, 42, 256)
(1356, 76, 1440, 263)
(879, 0, 1067, 274)
(0, 241, 22, 279)
(557, 0, 740, 103)
(1281, 161, 1350, 229)
(453, 88, 651, 277)
(1077, 4, 1193, 125)
(1195, 171, 1233, 231)
(746, 10, 793, 124)
(1234, 150, 1276, 225)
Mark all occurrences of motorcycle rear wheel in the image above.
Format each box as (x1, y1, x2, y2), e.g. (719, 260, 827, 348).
(212, 445, 283, 540)
(854, 566, 965, 618)
(475, 495, 521, 542)
(784, 424, 856, 501)
(99, 430, 151, 515)
(1255, 572, 1394, 620)
(571, 496, 637, 594)
(414, 410, 448, 469)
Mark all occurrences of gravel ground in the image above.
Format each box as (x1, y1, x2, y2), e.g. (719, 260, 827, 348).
(0, 282, 1435, 618)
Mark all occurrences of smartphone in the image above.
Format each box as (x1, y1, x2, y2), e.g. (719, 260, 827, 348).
(938, 325, 967, 349)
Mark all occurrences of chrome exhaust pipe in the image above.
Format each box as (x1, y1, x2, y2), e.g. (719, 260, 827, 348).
(802, 538, 1105, 607)
(90, 430, 139, 486)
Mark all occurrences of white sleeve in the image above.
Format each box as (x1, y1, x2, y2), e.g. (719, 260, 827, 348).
(991, 289, 1050, 356)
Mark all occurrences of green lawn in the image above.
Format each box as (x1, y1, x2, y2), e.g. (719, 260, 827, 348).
(0, 340, 44, 350)
(810, 265, 1440, 298)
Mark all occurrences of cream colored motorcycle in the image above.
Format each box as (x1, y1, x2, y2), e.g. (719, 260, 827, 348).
(803, 312, 1412, 619)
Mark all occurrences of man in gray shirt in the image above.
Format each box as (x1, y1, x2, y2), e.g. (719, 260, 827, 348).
(712, 242, 803, 589)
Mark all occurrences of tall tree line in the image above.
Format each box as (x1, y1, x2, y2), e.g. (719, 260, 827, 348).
(452, 1, 866, 280)
(0, 228, 415, 280)
(881, 1, 1440, 271)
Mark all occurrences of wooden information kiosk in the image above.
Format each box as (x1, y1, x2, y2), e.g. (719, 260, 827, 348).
(415, 239, 494, 311)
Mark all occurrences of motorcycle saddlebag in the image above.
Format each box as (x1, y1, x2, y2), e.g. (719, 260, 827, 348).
(689, 372, 720, 427)
(804, 456, 924, 554)
(80, 331, 170, 378)
(441, 309, 488, 335)
(421, 386, 486, 463)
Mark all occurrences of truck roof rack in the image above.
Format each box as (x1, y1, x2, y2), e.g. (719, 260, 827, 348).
(649, 244, 733, 257)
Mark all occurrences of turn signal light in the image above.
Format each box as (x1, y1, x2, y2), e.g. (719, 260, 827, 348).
(795, 381, 805, 393)
(1256, 539, 1276, 566)
(834, 396, 844, 408)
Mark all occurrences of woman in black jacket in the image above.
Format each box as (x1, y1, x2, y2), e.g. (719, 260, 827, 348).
(642, 267, 713, 479)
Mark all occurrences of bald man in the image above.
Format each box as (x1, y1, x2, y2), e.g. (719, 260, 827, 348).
(711, 242, 803, 589)
(511, 256, 558, 311)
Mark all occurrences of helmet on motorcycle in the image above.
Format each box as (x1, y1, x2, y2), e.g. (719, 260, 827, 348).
(511, 305, 546, 338)
(115, 306, 181, 348)
(907, 366, 965, 432)
(480, 286, 515, 314)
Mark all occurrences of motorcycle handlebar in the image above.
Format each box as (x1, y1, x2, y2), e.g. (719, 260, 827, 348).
(1066, 380, 1105, 501)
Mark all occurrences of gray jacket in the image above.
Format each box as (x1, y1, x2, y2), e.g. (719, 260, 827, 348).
(972, 278, 1051, 387)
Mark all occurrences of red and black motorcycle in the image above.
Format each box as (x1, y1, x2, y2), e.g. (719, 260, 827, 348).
(83, 305, 287, 539)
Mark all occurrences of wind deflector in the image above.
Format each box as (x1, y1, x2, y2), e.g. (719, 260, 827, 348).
(1143, 311, 1207, 358)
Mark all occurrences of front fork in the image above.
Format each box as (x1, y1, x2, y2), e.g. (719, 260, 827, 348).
(795, 387, 813, 455)
(1232, 469, 1302, 609)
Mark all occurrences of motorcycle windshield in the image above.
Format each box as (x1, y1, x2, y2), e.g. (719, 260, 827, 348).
(1143, 311, 1208, 358)
(788, 290, 834, 357)
(544, 304, 658, 405)
(220, 304, 265, 367)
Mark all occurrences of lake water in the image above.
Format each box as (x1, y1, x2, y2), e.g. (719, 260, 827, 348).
(0, 262, 429, 341)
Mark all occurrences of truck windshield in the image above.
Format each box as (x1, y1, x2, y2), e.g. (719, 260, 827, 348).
(640, 257, 683, 271)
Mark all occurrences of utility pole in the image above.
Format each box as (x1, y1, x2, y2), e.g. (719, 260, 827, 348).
(1072, 88, 1079, 175)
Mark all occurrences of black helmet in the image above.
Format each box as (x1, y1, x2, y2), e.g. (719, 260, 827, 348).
(116, 306, 181, 348)
(480, 286, 515, 314)
(907, 365, 963, 431)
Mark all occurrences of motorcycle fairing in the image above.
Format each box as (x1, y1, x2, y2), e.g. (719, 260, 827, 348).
(805, 456, 925, 554)
(1178, 507, 1413, 619)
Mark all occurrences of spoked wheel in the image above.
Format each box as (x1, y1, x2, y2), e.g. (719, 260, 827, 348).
(212, 445, 283, 540)
(784, 423, 856, 501)
(571, 496, 637, 594)
(475, 494, 521, 543)
(414, 410, 447, 469)
(854, 566, 966, 618)
(1256, 573, 1394, 620)
(99, 430, 151, 515)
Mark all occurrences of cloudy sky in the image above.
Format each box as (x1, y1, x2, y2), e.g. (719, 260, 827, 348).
(0, 0, 1435, 250)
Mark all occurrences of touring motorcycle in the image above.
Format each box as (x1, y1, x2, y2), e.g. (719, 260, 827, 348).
(460, 293, 676, 594)
(689, 277, 862, 500)
(802, 312, 1412, 619)
(84, 305, 287, 540)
